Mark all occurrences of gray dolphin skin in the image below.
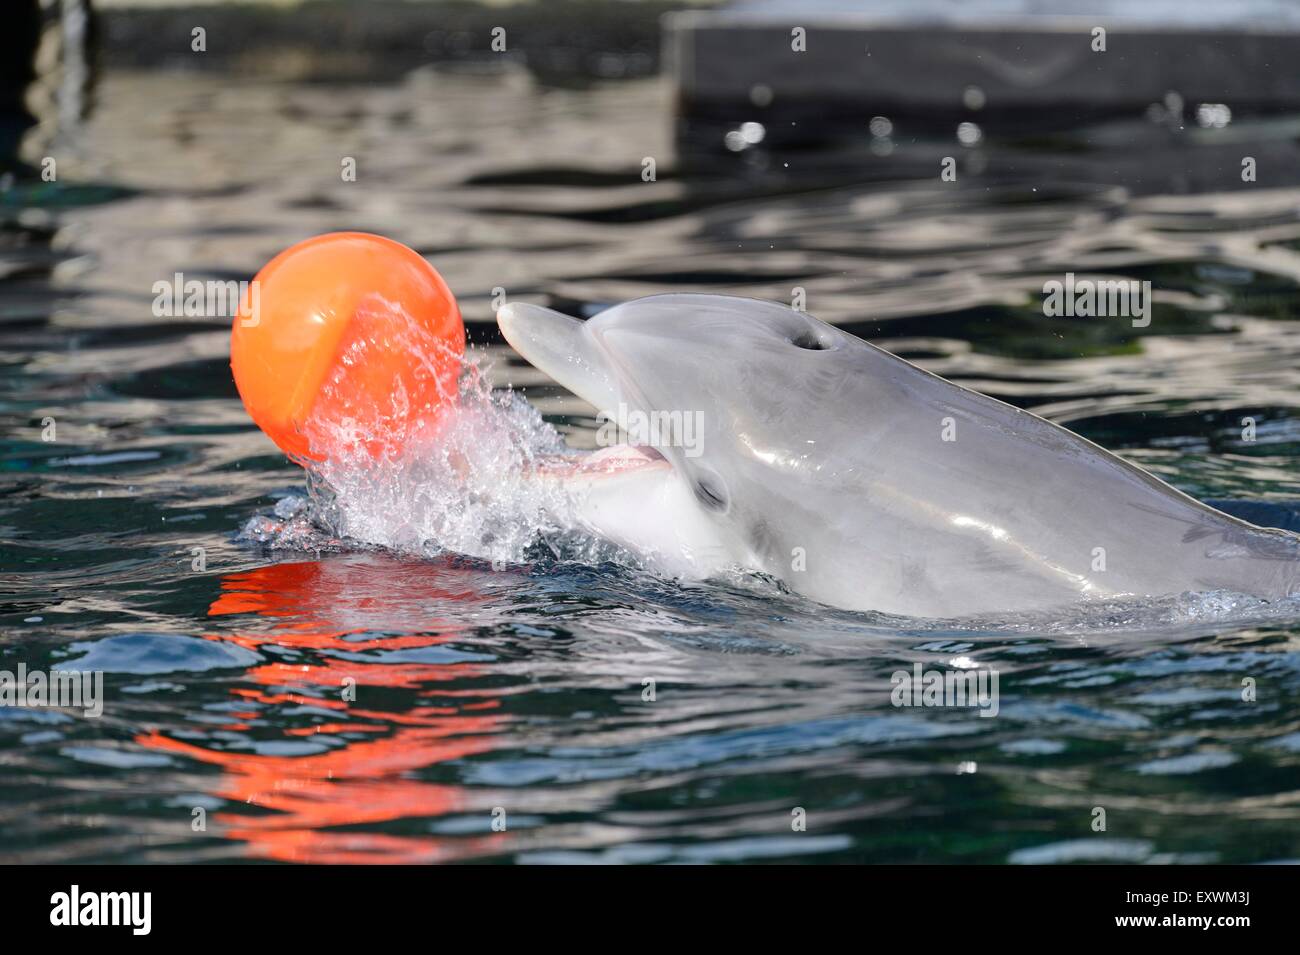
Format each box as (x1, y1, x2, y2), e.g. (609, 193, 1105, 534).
(498, 294, 1300, 618)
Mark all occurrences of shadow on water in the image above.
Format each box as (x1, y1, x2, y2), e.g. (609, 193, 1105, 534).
(2, 3, 1300, 863)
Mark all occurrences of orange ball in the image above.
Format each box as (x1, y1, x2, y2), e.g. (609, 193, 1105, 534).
(231, 233, 464, 462)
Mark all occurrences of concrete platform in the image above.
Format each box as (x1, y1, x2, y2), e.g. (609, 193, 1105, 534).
(667, 0, 1300, 146)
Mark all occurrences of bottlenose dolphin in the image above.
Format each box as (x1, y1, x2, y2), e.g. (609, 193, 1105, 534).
(497, 293, 1300, 618)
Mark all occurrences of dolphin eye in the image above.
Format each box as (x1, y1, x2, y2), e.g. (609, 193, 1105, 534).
(790, 330, 831, 350)
(693, 471, 728, 512)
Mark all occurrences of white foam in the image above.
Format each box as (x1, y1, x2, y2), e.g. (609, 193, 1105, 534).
(307, 349, 579, 562)
(238, 332, 647, 569)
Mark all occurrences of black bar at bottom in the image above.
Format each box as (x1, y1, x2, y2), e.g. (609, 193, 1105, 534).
(8, 864, 1282, 940)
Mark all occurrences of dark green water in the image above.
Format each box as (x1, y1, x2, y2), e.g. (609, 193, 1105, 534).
(2, 68, 1300, 863)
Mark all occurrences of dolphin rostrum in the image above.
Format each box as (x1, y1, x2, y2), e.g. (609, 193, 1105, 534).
(497, 294, 1300, 618)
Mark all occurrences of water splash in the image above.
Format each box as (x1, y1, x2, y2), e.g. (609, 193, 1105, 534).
(239, 341, 637, 569)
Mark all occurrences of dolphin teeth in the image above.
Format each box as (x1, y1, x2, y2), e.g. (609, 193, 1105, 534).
(587, 444, 666, 466)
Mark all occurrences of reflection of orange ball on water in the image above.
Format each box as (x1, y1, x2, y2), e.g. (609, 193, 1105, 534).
(230, 232, 465, 462)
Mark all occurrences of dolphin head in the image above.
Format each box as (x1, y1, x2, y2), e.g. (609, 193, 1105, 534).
(497, 294, 857, 573)
(499, 295, 1300, 619)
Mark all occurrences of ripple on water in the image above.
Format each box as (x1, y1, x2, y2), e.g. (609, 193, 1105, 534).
(54, 633, 264, 674)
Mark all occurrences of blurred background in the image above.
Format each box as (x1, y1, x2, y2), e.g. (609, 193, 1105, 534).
(8, 0, 1300, 335)
(3, 1, 1300, 864)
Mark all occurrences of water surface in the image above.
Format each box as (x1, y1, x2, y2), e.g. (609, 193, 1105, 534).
(2, 67, 1300, 863)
